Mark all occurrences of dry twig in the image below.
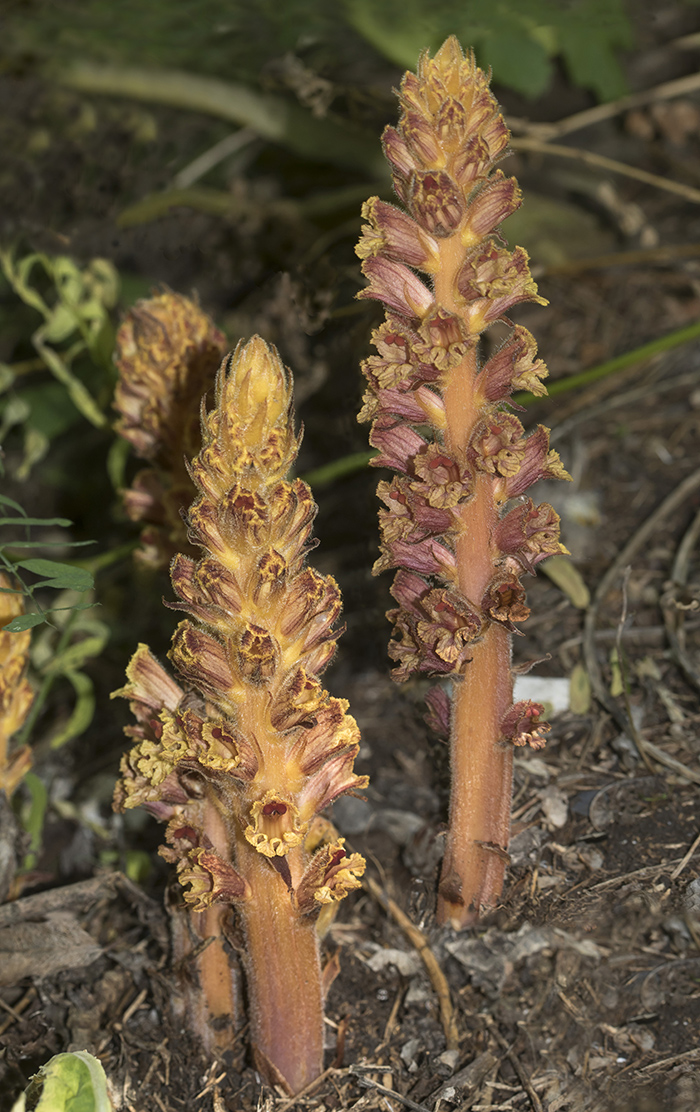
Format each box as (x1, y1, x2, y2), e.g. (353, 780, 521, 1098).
(483, 1018, 544, 1112)
(510, 136, 700, 205)
(349, 1067, 431, 1112)
(364, 875, 458, 1051)
(583, 467, 700, 780)
(670, 829, 700, 881)
(508, 71, 700, 141)
(539, 241, 700, 278)
(663, 505, 700, 694)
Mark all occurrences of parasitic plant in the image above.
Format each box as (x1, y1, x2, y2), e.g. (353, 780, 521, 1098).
(114, 292, 227, 569)
(0, 575, 34, 798)
(114, 336, 366, 1094)
(357, 38, 570, 928)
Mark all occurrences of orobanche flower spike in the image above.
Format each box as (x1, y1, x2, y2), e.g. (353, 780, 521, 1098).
(357, 38, 570, 929)
(114, 337, 366, 1094)
(114, 291, 227, 569)
(0, 574, 34, 798)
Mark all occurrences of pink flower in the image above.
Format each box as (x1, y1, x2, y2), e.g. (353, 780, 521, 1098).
(424, 685, 451, 737)
(357, 257, 434, 320)
(457, 244, 546, 323)
(464, 172, 522, 239)
(501, 701, 550, 750)
(504, 427, 571, 499)
(376, 535, 457, 578)
(496, 498, 567, 572)
(356, 197, 440, 271)
(477, 325, 548, 405)
(387, 570, 481, 679)
(369, 415, 427, 473)
(408, 170, 465, 237)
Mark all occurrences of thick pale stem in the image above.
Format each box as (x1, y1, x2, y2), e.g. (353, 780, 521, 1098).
(189, 904, 240, 1051)
(435, 242, 515, 928)
(437, 626, 513, 926)
(171, 799, 241, 1051)
(238, 841, 324, 1095)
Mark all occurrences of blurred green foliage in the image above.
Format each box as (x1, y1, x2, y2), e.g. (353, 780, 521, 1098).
(346, 0, 633, 100)
(0, 0, 678, 104)
(0, 253, 119, 478)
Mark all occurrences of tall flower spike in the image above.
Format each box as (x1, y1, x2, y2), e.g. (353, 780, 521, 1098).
(114, 337, 366, 1095)
(0, 575, 34, 798)
(114, 291, 227, 569)
(358, 38, 570, 929)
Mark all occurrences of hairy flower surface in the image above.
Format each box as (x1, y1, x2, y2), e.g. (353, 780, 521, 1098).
(358, 37, 570, 927)
(0, 576, 33, 797)
(114, 336, 366, 1093)
(114, 292, 227, 568)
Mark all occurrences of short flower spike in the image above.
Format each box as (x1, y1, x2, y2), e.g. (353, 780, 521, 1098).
(358, 38, 569, 928)
(0, 575, 34, 798)
(114, 291, 226, 568)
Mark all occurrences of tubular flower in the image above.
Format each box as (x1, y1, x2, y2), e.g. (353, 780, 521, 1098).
(0, 576, 34, 798)
(114, 337, 367, 1095)
(357, 38, 570, 929)
(113, 292, 227, 569)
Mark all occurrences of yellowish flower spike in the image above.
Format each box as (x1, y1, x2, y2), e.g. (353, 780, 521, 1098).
(114, 337, 366, 1096)
(0, 575, 34, 798)
(358, 38, 569, 928)
(113, 291, 226, 568)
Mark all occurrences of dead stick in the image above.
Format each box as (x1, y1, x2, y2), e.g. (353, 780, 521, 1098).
(484, 1018, 544, 1112)
(364, 876, 459, 1051)
(511, 137, 700, 205)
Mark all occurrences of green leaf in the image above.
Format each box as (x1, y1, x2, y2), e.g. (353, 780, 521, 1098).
(45, 626, 108, 674)
(106, 436, 131, 492)
(32, 335, 107, 429)
(0, 494, 27, 514)
(540, 555, 590, 609)
(17, 559, 94, 592)
(17, 1050, 112, 1112)
(481, 31, 553, 100)
(17, 426, 51, 481)
(0, 394, 31, 439)
(29, 574, 93, 591)
(5, 539, 95, 548)
(301, 449, 375, 489)
(125, 849, 152, 884)
(49, 670, 96, 749)
(558, 25, 628, 102)
(43, 302, 80, 344)
(0, 362, 16, 392)
(345, 0, 439, 69)
(569, 663, 591, 715)
(20, 381, 86, 440)
(0, 516, 73, 527)
(609, 646, 624, 697)
(21, 771, 48, 870)
(3, 251, 50, 317)
(87, 316, 116, 370)
(2, 612, 47, 632)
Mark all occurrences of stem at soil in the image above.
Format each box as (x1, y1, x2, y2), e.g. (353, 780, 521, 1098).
(238, 842, 324, 1094)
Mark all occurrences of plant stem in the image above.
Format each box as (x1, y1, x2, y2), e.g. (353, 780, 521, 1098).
(436, 254, 514, 928)
(238, 842, 324, 1094)
(186, 904, 240, 1052)
(437, 626, 513, 926)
